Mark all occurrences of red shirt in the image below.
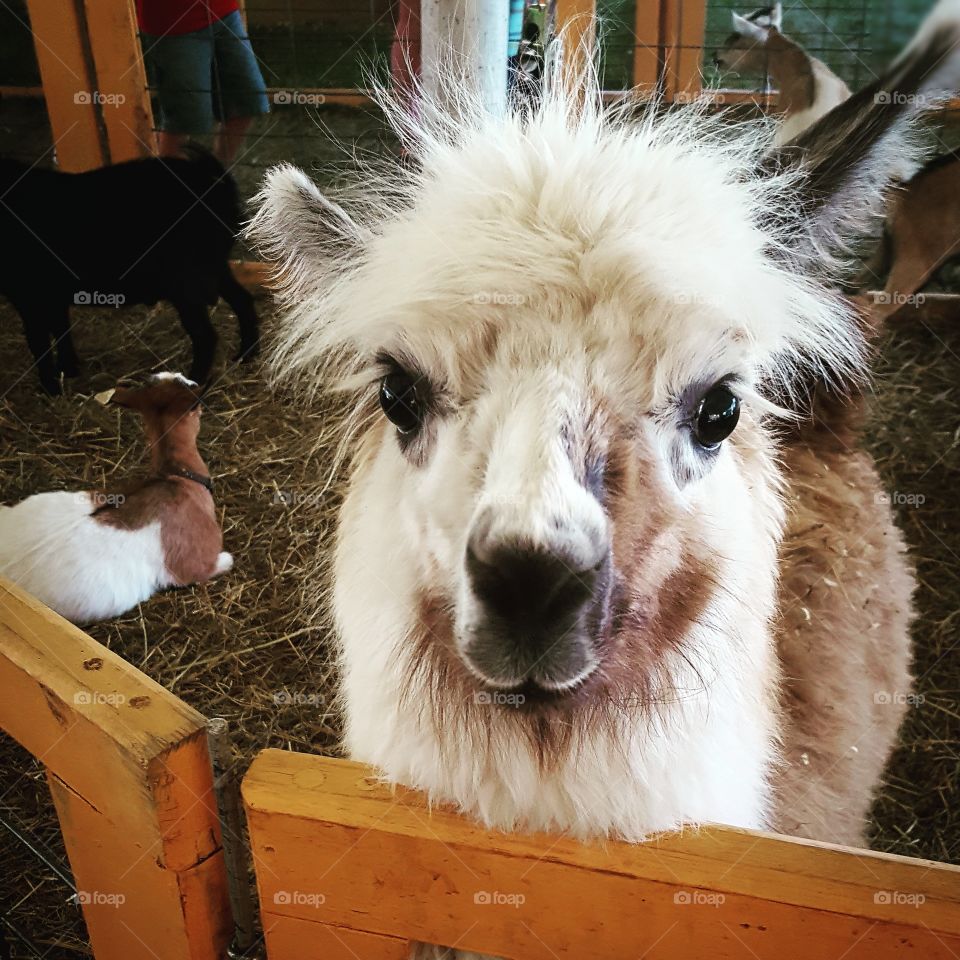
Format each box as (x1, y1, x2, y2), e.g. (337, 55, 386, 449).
(137, 0, 240, 37)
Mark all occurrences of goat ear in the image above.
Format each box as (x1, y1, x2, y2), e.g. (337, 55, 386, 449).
(247, 164, 366, 269)
(108, 387, 139, 409)
(769, 2, 783, 30)
(732, 12, 767, 40)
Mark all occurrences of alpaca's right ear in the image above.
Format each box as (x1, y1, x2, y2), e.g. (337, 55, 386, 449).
(247, 164, 367, 268)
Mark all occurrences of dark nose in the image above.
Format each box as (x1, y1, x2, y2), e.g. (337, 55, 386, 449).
(466, 539, 603, 631)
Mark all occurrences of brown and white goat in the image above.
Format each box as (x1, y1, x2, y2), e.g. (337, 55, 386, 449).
(251, 27, 960, 958)
(713, 3, 850, 145)
(0, 373, 231, 624)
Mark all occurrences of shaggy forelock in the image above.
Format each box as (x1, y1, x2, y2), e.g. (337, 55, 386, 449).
(250, 72, 868, 428)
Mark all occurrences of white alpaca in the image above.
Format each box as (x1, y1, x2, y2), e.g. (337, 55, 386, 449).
(0, 374, 232, 624)
(252, 26, 960, 957)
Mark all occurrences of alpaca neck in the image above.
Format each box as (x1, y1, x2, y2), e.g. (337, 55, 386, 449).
(765, 32, 816, 115)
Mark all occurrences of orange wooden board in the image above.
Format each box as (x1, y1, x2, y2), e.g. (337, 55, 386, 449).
(243, 750, 960, 960)
(0, 578, 231, 960)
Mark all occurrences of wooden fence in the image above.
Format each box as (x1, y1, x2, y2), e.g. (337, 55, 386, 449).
(3, 575, 960, 960)
(0, 578, 232, 960)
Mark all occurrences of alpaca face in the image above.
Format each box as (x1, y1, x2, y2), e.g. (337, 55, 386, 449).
(369, 314, 769, 705)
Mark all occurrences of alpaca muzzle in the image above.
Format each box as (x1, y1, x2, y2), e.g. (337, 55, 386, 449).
(461, 531, 613, 693)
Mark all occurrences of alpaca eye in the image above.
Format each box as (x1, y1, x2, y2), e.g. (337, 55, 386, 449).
(694, 386, 740, 449)
(379, 370, 424, 434)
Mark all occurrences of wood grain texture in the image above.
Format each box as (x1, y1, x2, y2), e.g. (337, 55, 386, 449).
(243, 750, 960, 960)
(0, 578, 232, 960)
(24, 0, 107, 171)
(82, 0, 157, 161)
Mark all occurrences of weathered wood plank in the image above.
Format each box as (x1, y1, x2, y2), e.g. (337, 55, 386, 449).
(0, 578, 232, 960)
(24, 0, 106, 170)
(243, 750, 960, 960)
(82, 0, 156, 161)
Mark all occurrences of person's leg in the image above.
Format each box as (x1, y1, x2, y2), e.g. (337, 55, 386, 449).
(157, 130, 191, 157)
(141, 28, 217, 147)
(213, 115, 252, 166)
(210, 11, 270, 166)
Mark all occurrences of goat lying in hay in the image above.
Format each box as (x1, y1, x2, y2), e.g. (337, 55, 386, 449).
(0, 373, 231, 624)
(0, 148, 259, 395)
(252, 33, 957, 959)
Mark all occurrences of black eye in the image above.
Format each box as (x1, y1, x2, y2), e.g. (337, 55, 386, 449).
(693, 386, 740, 449)
(379, 369, 424, 435)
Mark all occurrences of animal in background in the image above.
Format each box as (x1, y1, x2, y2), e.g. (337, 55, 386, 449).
(0, 373, 232, 624)
(862, 149, 960, 319)
(0, 148, 259, 395)
(713, 3, 850, 145)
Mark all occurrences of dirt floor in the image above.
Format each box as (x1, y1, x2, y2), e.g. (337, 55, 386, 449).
(0, 102, 959, 956)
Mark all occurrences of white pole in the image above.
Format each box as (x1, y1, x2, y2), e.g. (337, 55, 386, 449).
(421, 0, 510, 116)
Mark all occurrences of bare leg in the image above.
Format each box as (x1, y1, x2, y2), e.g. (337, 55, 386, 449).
(213, 115, 253, 166)
(157, 131, 191, 158)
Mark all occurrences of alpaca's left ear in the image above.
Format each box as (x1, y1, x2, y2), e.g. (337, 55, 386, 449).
(248, 164, 367, 270)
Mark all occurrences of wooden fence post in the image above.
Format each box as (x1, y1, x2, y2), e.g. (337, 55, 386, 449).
(244, 750, 960, 960)
(0, 578, 232, 960)
(23, 0, 107, 171)
(554, 0, 598, 85)
(83, 0, 156, 161)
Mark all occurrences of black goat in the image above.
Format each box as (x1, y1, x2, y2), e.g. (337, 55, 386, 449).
(0, 148, 258, 394)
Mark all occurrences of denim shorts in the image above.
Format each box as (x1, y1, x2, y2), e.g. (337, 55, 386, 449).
(142, 10, 270, 134)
